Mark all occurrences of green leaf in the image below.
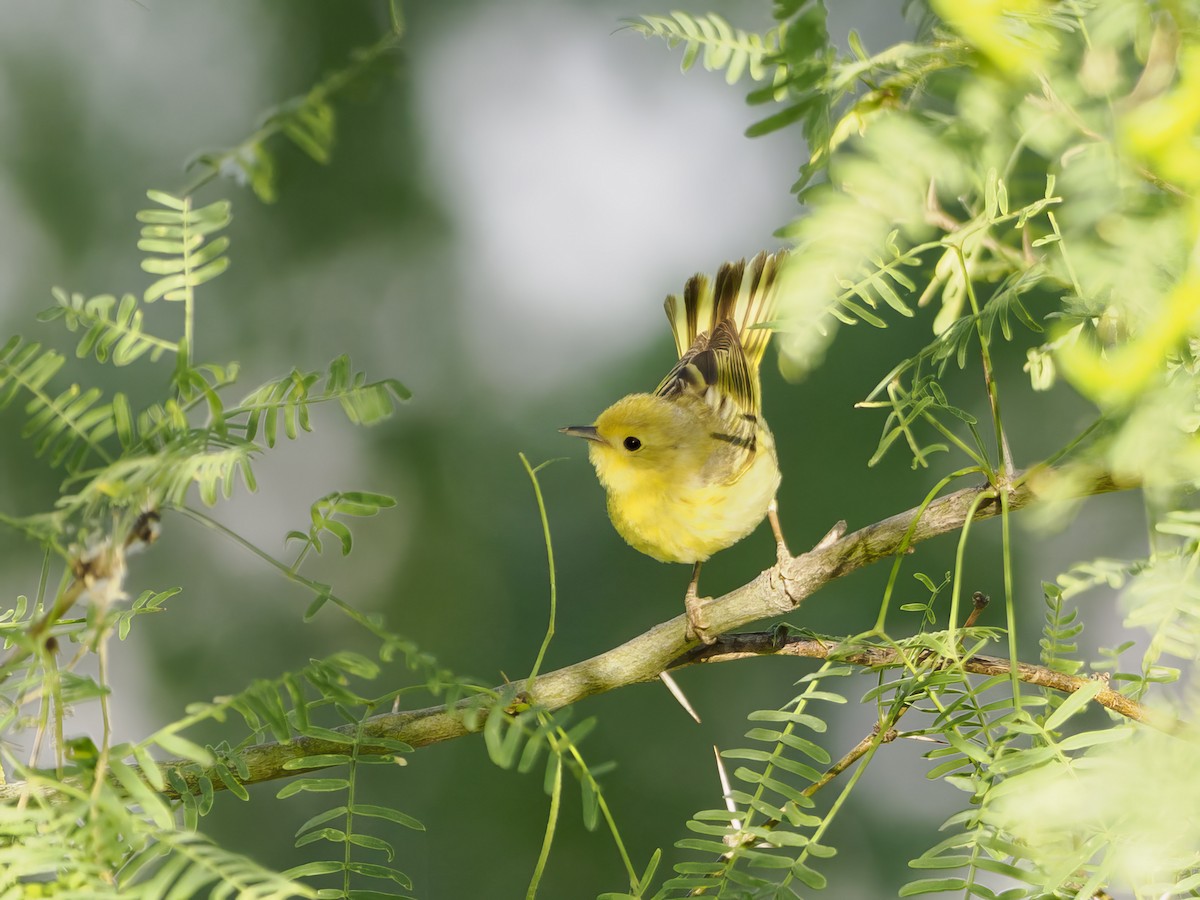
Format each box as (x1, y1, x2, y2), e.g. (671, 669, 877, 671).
(1043, 679, 1103, 731)
(296, 827, 345, 848)
(354, 804, 425, 830)
(277, 777, 350, 798)
(283, 753, 354, 770)
(109, 758, 174, 830)
(345, 862, 413, 888)
(791, 860, 827, 888)
(144, 272, 188, 302)
(296, 806, 349, 836)
(483, 706, 523, 769)
(132, 744, 165, 791)
(676, 838, 733, 855)
(746, 93, 821, 138)
(153, 732, 215, 766)
(283, 861, 345, 879)
(214, 762, 250, 801)
(944, 732, 990, 766)
(346, 833, 395, 860)
(900, 877, 969, 895)
(1058, 727, 1132, 751)
(580, 775, 600, 831)
(197, 774, 215, 815)
(746, 709, 827, 731)
(146, 189, 187, 210)
(292, 724, 352, 748)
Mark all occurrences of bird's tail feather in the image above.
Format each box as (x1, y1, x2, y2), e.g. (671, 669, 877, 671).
(664, 250, 785, 369)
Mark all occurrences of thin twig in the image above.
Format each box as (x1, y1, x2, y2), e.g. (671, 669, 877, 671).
(808, 721, 901, 798)
(682, 632, 1169, 730)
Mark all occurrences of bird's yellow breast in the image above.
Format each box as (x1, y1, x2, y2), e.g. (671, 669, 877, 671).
(591, 420, 781, 565)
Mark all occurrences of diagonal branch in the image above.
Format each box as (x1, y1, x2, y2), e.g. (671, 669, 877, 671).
(0, 469, 1131, 803)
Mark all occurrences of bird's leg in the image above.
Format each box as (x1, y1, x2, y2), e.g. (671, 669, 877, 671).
(767, 498, 790, 566)
(684, 561, 714, 645)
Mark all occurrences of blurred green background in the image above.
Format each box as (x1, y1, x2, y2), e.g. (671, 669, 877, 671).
(0, 2, 1145, 897)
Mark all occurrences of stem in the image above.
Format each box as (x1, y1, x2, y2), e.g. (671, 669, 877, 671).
(563, 738, 637, 886)
(947, 489, 998, 649)
(956, 246, 1013, 480)
(783, 719, 889, 886)
(520, 454, 559, 690)
(1034, 416, 1108, 472)
(179, 25, 404, 197)
(804, 709, 903, 800)
(526, 755, 562, 900)
(874, 465, 984, 632)
(737, 668, 835, 838)
(1000, 488, 1021, 710)
(35, 548, 52, 620)
(23, 654, 54, 799)
(343, 716, 366, 899)
(180, 196, 195, 378)
(1047, 210, 1084, 305)
(177, 506, 385, 637)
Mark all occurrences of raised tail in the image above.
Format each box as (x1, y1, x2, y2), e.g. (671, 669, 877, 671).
(663, 250, 786, 370)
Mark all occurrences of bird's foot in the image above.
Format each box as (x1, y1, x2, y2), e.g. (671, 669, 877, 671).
(684, 585, 716, 645)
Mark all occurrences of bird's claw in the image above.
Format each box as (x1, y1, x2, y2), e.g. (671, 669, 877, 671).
(684, 588, 717, 645)
(770, 565, 802, 611)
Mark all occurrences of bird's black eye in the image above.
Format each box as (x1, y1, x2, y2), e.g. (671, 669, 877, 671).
(623, 436, 642, 452)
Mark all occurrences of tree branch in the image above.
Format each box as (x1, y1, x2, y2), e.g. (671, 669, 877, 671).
(679, 631, 1173, 731)
(0, 470, 1131, 803)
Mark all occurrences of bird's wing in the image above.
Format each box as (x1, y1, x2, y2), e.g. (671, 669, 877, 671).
(655, 320, 756, 413)
(654, 321, 761, 481)
(654, 252, 784, 479)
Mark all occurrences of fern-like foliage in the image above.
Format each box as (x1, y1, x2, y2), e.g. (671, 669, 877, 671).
(137, 191, 231, 306)
(1039, 581, 1084, 677)
(630, 2, 838, 152)
(628, 12, 788, 85)
(640, 666, 851, 898)
(823, 229, 921, 327)
(0, 335, 125, 473)
(0, 9, 451, 900)
(233, 356, 411, 448)
(39, 289, 178, 366)
(58, 434, 259, 513)
(283, 706, 421, 899)
(286, 491, 398, 560)
(123, 830, 313, 900)
(474, 694, 640, 887)
(0, 187, 408, 520)
(186, 10, 403, 203)
(0, 744, 312, 899)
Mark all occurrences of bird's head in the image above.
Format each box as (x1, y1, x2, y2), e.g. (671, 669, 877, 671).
(560, 394, 705, 494)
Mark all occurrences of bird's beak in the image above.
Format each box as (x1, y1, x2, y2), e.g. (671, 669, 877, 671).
(559, 425, 605, 444)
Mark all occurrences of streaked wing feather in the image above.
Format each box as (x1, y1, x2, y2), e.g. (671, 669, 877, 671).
(654, 321, 759, 477)
(664, 273, 713, 359)
(656, 250, 785, 480)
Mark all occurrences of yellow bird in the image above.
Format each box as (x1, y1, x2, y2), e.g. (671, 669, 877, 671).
(561, 251, 789, 643)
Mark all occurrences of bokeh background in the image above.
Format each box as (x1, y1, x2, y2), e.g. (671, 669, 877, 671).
(0, 2, 1144, 897)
